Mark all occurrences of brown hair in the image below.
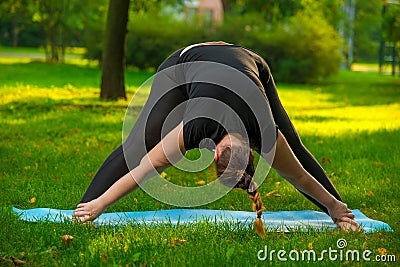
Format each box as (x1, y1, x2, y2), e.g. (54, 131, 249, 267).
(216, 144, 266, 237)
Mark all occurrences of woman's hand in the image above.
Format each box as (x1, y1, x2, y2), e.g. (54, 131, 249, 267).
(73, 199, 107, 223)
(328, 200, 363, 232)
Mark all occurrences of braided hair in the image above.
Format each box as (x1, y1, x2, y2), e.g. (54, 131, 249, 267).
(216, 145, 266, 237)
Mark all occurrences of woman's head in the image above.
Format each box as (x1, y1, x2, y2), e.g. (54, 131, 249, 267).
(215, 135, 266, 237)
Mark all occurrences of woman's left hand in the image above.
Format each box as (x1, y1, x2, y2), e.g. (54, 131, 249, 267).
(73, 199, 106, 223)
(336, 216, 363, 232)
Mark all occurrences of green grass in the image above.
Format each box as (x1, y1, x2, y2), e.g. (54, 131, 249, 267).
(0, 60, 399, 266)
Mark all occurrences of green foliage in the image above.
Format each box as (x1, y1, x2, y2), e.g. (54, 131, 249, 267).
(119, 11, 340, 82)
(261, 15, 342, 83)
(383, 4, 400, 43)
(125, 13, 211, 70)
(353, 0, 382, 62)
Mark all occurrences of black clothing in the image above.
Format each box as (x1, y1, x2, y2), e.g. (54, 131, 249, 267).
(80, 44, 342, 215)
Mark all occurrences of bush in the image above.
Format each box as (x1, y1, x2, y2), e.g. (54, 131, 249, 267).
(126, 13, 212, 70)
(84, 12, 341, 83)
(261, 15, 342, 83)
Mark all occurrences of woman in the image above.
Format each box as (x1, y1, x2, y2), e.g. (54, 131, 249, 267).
(74, 42, 360, 235)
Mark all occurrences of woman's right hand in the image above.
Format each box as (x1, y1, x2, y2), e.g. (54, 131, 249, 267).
(73, 199, 107, 223)
(328, 200, 363, 232)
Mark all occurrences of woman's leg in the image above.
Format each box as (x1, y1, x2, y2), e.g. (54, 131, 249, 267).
(80, 51, 186, 203)
(264, 77, 342, 214)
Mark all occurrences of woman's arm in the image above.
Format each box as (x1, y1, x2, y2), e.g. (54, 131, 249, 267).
(74, 122, 185, 222)
(263, 130, 360, 231)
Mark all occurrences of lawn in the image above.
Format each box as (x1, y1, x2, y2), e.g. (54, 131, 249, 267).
(0, 60, 399, 266)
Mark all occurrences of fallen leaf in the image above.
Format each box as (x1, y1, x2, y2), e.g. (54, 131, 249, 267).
(182, 181, 187, 187)
(0, 257, 5, 262)
(308, 242, 313, 250)
(372, 162, 385, 167)
(101, 253, 108, 263)
(321, 157, 331, 164)
(173, 238, 187, 244)
(274, 194, 281, 198)
(160, 172, 167, 178)
(62, 235, 74, 245)
(28, 197, 36, 203)
(9, 256, 25, 266)
(87, 173, 94, 178)
(265, 190, 277, 197)
(377, 247, 387, 255)
(134, 197, 138, 203)
(195, 180, 206, 186)
(366, 191, 374, 197)
(275, 182, 280, 187)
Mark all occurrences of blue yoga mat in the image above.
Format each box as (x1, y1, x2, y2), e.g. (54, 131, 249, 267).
(12, 207, 392, 233)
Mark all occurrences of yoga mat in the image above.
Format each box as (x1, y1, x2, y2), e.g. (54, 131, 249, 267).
(12, 207, 392, 233)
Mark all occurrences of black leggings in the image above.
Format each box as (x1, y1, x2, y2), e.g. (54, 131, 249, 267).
(264, 77, 342, 213)
(80, 55, 342, 215)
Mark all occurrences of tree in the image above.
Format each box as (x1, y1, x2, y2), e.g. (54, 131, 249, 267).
(100, 0, 130, 100)
(0, 0, 35, 47)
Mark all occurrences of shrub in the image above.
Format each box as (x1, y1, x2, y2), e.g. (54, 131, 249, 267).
(126, 13, 212, 70)
(84, 12, 341, 83)
(261, 15, 342, 83)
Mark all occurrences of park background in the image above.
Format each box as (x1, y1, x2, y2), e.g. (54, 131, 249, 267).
(0, 0, 399, 266)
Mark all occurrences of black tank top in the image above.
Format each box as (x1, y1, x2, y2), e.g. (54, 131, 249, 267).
(176, 45, 276, 154)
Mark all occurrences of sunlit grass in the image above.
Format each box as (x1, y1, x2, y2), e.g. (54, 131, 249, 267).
(0, 62, 399, 266)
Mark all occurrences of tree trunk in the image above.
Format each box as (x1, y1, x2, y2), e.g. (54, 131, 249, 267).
(100, 0, 130, 100)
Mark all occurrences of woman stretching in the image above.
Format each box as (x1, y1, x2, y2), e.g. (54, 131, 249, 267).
(74, 42, 360, 235)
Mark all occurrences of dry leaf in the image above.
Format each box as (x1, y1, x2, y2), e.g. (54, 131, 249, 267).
(62, 235, 74, 245)
(28, 197, 36, 203)
(377, 248, 387, 255)
(366, 191, 374, 197)
(321, 157, 331, 164)
(101, 253, 108, 263)
(274, 194, 281, 198)
(160, 172, 167, 178)
(173, 238, 187, 244)
(308, 242, 313, 250)
(195, 180, 206, 186)
(0, 257, 6, 262)
(182, 181, 187, 187)
(275, 182, 280, 187)
(265, 190, 277, 197)
(372, 162, 385, 167)
(134, 197, 138, 203)
(9, 256, 25, 266)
